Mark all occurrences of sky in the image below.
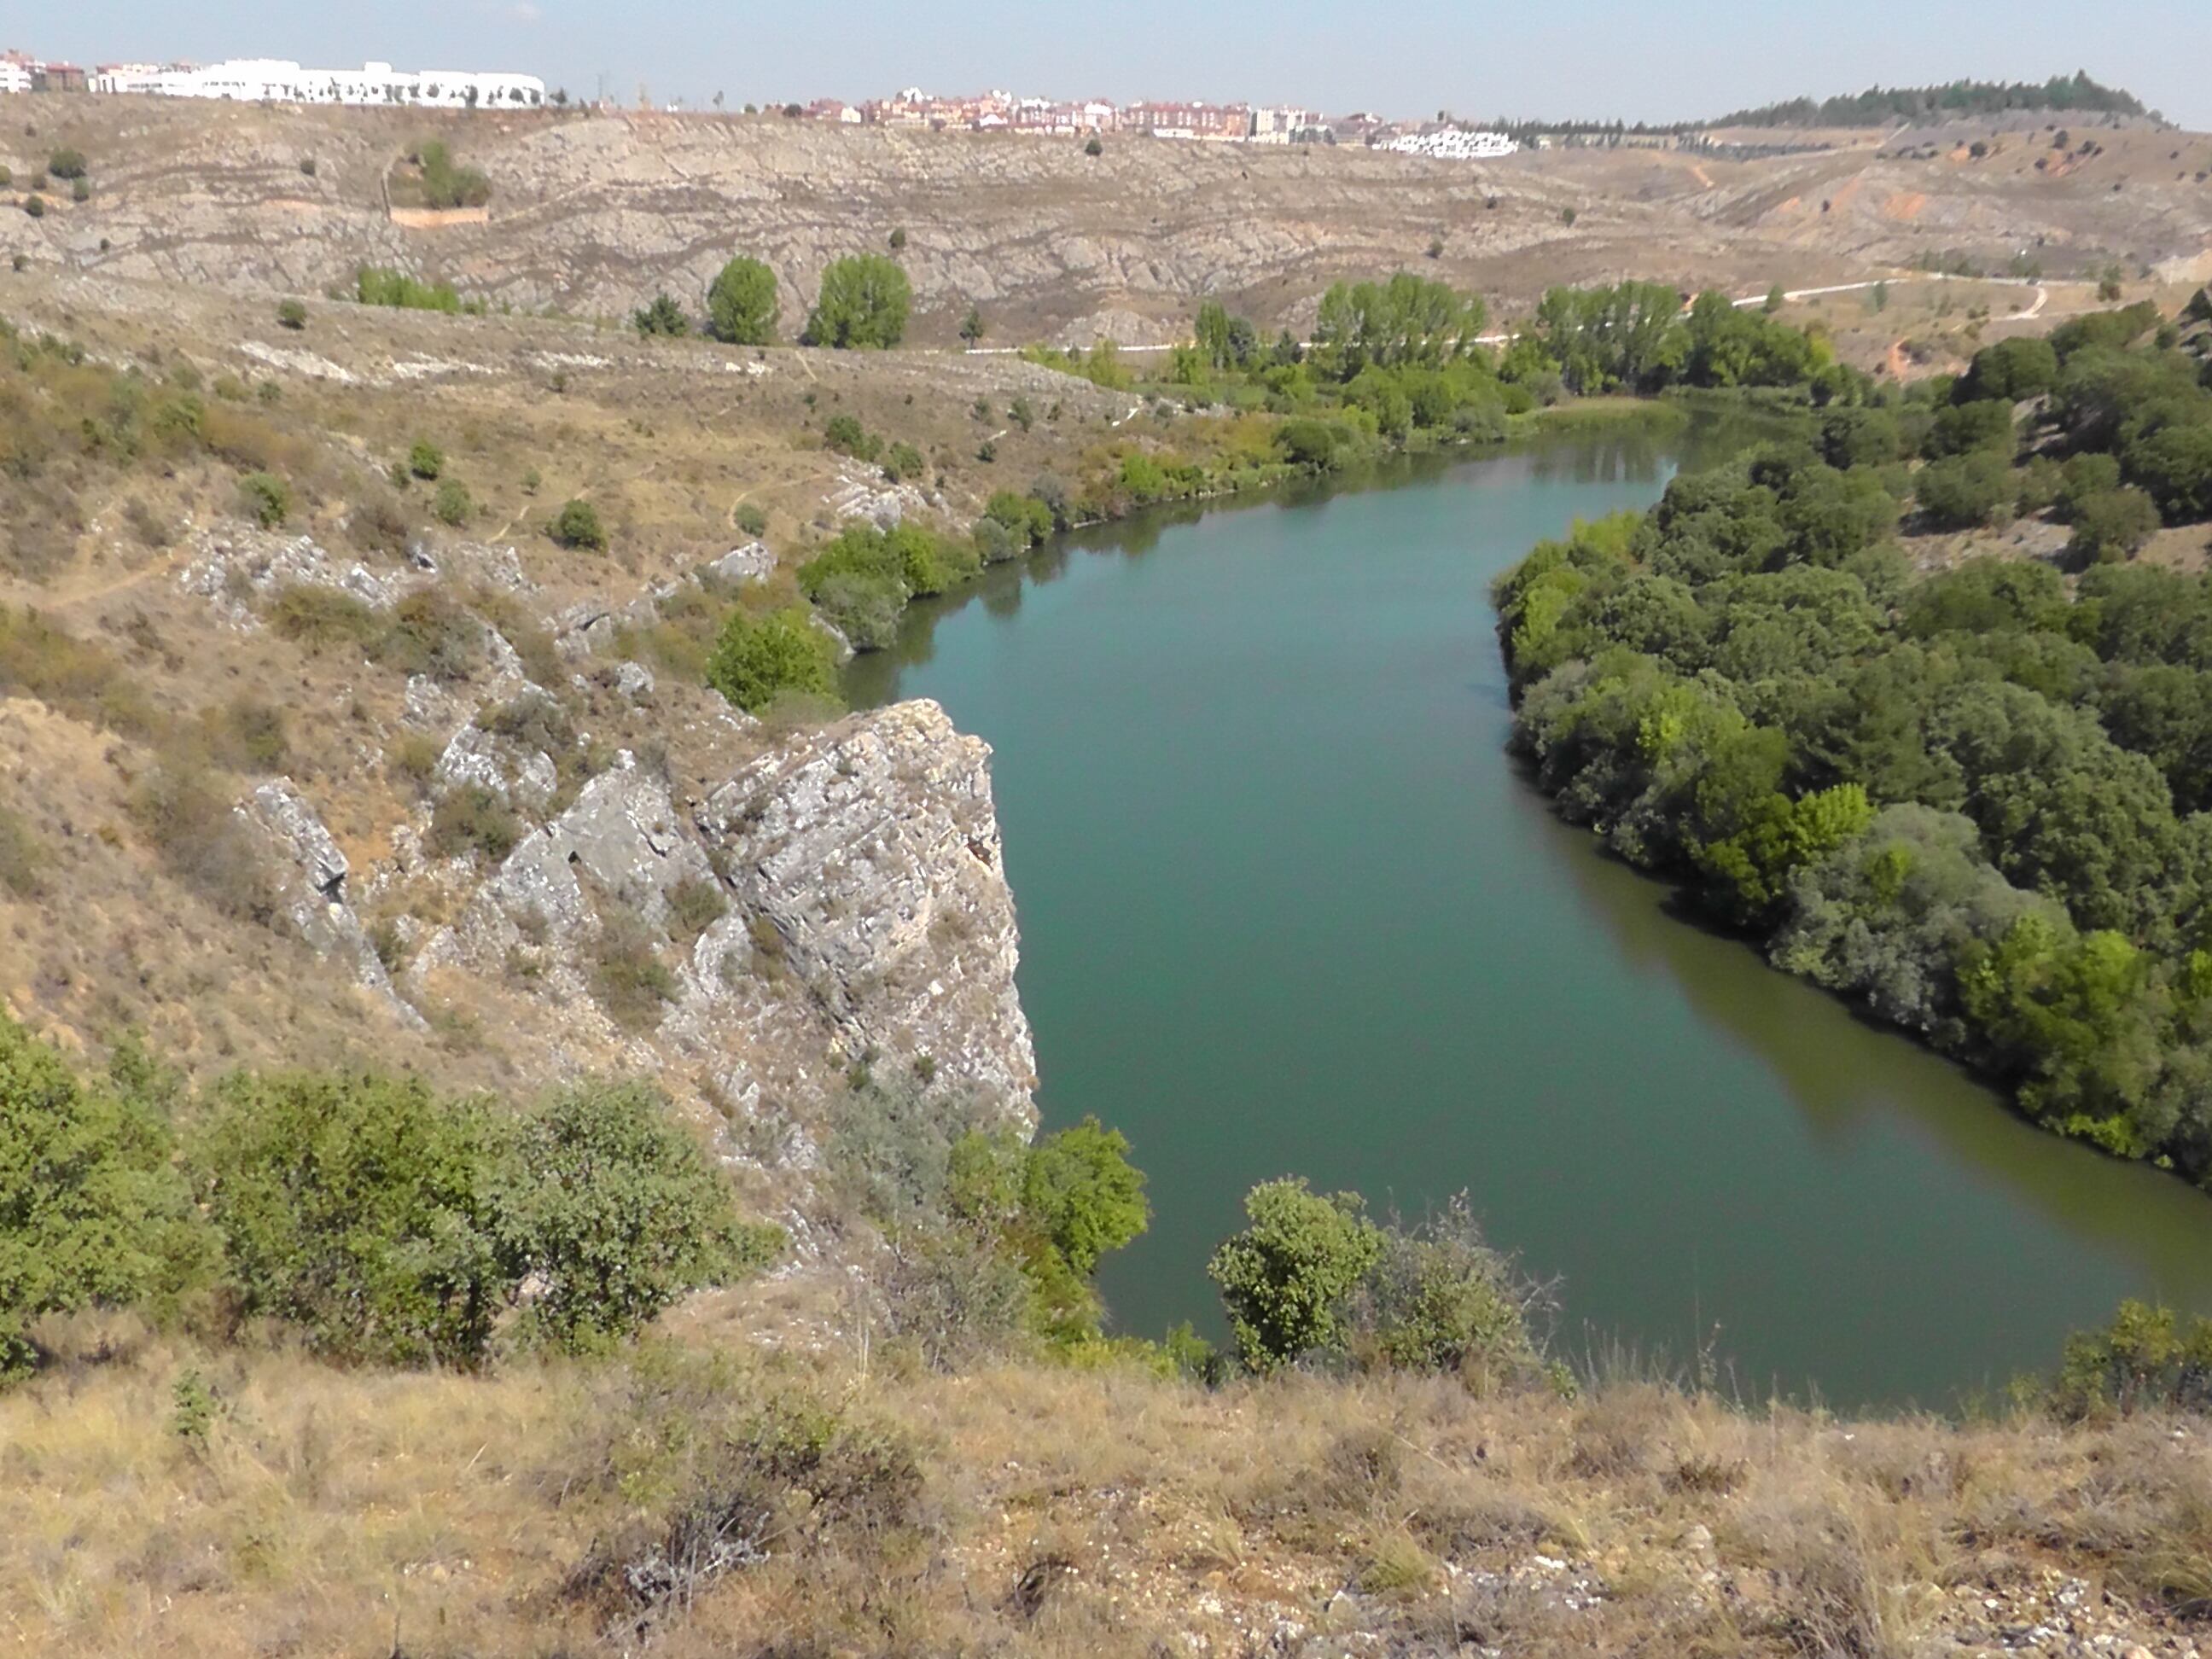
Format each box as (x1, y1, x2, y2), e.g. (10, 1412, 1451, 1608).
(28, 0, 2212, 130)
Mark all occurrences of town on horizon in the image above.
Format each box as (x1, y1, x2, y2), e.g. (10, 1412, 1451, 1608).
(0, 48, 1527, 156)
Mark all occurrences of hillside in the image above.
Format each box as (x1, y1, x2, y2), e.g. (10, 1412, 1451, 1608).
(4, 97, 2209, 349)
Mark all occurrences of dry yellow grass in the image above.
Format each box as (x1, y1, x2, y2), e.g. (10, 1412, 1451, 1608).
(4, 1289, 2209, 1656)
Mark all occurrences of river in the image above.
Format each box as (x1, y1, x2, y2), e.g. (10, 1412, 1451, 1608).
(847, 428, 2212, 1408)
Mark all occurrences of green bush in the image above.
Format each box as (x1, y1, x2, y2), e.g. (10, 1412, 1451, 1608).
(236, 471, 291, 528)
(428, 783, 521, 862)
(2050, 1300, 2212, 1420)
(2067, 486, 2161, 563)
(413, 139, 491, 210)
(70, 178, 90, 205)
(733, 502, 770, 538)
(370, 588, 485, 682)
(822, 412, 880, 461)
(705, 255, 779, 346)
(1208, 1178, 1382, 1372)
(492, 1082, 763, 1353)
(266, 585, 380, 650)
(0, 1019, 204, 1380)
(193, 1070, 509, 1367)
(46, 147, 87, 181)
(706, 606, 841, 713)
(1915, 450, 2015, 529)
(20, 195, 42, 219)
(803, 254, 911, 349)
(432, 477, 473, 527)
(632, 292, 690, 337)
(882, 440, 925, 484)
(355, 266, 474, 314)
(550, 498, 606, 550)
(588, 912, 679, 1032)
(407, 437, 444, 480)
(0, 806, 43, 896)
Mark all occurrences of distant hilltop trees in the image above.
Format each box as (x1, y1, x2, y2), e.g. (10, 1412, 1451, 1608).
(1709, 72, 2149, 130)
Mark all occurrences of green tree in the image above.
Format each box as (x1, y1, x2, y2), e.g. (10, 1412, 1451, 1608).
(432, 478, 473, 526)
(705, 606, 840, 712)
(704, 255, 780, 346)
(1208, 1178, 1382, 1371)
(492, 1082, 761, 1353)
(1019, 1116, 1148, 1277)
(632, 292, 690, 336)
(0, 1020, 204, 1380)
(276, 298, 307, 331)
(959, 304, 986, 346)
(550, 498, 606, 550)
(46, 147, 87, 181)
(804, 254, 912, 349)
(407, 437, 444, 480)
(192, 1072, 509, 1367)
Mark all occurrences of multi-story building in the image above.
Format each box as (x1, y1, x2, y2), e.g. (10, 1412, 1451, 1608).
(1125, 100, 1252, 141)
(0, 54, 32, 95)
(86, 58, 544, 108)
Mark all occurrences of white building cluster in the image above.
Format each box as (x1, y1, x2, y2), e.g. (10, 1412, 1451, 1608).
(1383, 128, 1521, 160)
(86, 59, 545, 108)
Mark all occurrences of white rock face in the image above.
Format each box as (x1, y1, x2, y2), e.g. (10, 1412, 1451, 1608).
(237, 779, 422, 1027)
(697, 700, 1038, 1125)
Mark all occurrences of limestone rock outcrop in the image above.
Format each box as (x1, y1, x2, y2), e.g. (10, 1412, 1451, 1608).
(696, 700, 1037, 1126)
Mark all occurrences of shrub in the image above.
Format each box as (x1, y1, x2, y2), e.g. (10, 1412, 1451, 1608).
(733, 502, 769, 538)
(1208, 1178, 1382, 1372)
(413, 138, 491, 210)
(2068, 486, 2161, 563)
(266, 584, 380, 649)
(432, 477, 473, 526)
(407, 437, 444, 480)
(45, 147, 86, 181)
(632, 292, 690, 337)
(1342, 1195, 1551, 1386)
(276, 298, 306, 330)
(235, 471, 291, 528)
(803, 254, 911, 350)
(706, 606, 841, 713)
(810, 572, 905, 649)
(0, 1019, 204, 1379)
(1923, 398, 2017, 459)
(1084, 135, 1103, 156)
(69, 178, 89, 204)
(550, 498, 606, 550)
(355, 265, 474, 312)
(2050, 1300, 2212, 1420)
(1278, 419, 1345, 469)
(705, 255, 779, 346)
(298, 156, 317, 178)
(822, 412, 880, 460)
(666, 874, 731, 940)
(346, 490, 412, 556)
(589, 912, 679, 1032)
(491, 1082, 758, 1353)
(192, 1071, 509, 1367)
(0, 806, 42, 896)
(428, 783, 521, 862)
(1019, 1117, 1148, 1278)
(1915, 450, 2015, 529)
(24, 194, 47, 218)
(364, 589, 480, 683)
(882, 440, 925, 484)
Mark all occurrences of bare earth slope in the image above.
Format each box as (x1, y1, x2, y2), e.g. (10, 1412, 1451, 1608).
(7, 100, 2208, 344)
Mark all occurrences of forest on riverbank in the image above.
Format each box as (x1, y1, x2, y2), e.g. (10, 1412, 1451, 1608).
(1496, 297, 2212, 1181)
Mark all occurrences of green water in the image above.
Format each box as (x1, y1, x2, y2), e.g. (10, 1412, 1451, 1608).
(847, 431, 2212, 1408)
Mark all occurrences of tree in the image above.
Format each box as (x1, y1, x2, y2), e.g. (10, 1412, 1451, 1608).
(888, 226, 907, 250)
(2068, 487, 2161, 564)
(0, 1020, 203, 1380)
(1916, 450, 2016, 529)
(432, 478, 473, 526)
(407, 437, 444, 480)
(276, 298, 307, 331)
(491, 1082, 754, 1353)
(1018, 1117, 1148, 1277)
(1084, 135, 1103, 157)
(632, 292, 690, 336)
(804, 254, 912, 349)
(1208, 1177, 1382, 1371)
(704, 255, 780, 346)
(1765, 283, 1787, 313)
(706, 606, 840, 712)
(193, 1072, 509, 1367)
(550, 498, 606, 550)
(959, 304, 986, 346)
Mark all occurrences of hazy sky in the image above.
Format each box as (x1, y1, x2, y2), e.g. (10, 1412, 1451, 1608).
(30, 0, 2212, 129)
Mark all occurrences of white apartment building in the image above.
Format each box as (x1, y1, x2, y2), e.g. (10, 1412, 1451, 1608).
(0, 59, 32, 95)
(92, 59, 544, 108)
